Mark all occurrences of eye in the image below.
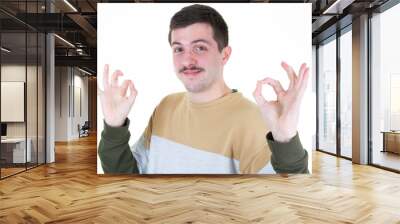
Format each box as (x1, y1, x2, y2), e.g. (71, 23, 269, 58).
(173, 47, 183, 53)
(194, 45, 207, 53)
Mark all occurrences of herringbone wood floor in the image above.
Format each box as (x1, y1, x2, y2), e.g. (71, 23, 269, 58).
(1, 134, 400, 223)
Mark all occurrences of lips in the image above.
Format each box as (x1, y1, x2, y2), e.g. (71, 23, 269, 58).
(183, 69, 202, 76)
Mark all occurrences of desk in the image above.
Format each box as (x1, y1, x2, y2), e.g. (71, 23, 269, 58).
(1, 138, 32, 163)
(381, 131, 400, 154)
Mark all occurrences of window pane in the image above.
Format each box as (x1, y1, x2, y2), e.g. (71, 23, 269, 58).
(340, 29, 352, 158)
(1, 31, 27, 178)
(318, 37, 337, 154)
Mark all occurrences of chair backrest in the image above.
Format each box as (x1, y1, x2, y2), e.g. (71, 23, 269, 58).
(82, 121, 90, 129)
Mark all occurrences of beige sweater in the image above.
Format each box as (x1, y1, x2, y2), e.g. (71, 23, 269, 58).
(134, 91, 272, 174)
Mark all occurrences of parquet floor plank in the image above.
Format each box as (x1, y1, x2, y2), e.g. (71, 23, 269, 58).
(0, 134, 399, 223)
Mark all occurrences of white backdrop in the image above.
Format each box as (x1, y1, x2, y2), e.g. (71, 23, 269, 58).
(97, 3, 314, 174)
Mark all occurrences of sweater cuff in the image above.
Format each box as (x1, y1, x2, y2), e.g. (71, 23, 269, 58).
(266, 131, 305, 163)
(103, 118, 130, 141)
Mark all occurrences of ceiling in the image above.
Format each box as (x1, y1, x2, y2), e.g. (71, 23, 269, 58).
(0, 0, 393, 76)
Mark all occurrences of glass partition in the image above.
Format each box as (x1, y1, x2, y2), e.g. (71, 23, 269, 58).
(0, 1, 46, 179)
(0, 31, 28, 178)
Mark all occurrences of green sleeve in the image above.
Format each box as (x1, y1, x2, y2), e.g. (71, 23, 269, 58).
(98, 118, 139, 174)
(266, 132, 309, 174)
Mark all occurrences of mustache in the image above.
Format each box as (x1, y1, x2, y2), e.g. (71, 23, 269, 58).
(179, 66, 205, 73)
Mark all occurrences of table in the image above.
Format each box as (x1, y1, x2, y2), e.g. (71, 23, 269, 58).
(381, 131, 400, 154)
(1, 138, 32, 163)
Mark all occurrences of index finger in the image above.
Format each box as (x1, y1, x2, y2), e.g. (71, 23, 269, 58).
(299, 67, 310, 94)
(103, 64, 110, 90)
(281, 61, 297, 89)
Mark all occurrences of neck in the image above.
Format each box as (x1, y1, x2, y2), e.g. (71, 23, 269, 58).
(188, 81, 231, 103)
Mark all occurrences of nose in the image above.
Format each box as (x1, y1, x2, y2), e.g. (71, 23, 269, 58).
(181, 51, 197, 68)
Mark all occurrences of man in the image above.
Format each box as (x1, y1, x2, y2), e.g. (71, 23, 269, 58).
(98, 4, 309, 174)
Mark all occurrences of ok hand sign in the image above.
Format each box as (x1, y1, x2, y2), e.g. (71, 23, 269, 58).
(253, 62, 309, 142)
(99, 64, 137, 127)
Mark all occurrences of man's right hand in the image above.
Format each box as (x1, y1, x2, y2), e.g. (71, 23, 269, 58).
(99, 64, 137, 127)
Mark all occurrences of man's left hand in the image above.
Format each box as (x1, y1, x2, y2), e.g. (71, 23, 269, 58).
(253, 61, 309, 142)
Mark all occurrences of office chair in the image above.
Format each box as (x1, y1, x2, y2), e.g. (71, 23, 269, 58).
(79, 121, 90, 138)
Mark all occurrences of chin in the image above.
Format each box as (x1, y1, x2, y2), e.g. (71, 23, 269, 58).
(179, 75, 214, 93)
(184, 85, 203, 93)
(183, 82, 208, 93)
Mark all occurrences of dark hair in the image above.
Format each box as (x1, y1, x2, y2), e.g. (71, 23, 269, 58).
(168, 4, 229, 52)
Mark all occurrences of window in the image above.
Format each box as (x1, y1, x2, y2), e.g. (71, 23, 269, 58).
(370, 2, 400, 171)
(339, 28, 352, 158)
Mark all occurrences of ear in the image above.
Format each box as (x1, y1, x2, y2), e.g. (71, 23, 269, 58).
(221, 46, 232, 65)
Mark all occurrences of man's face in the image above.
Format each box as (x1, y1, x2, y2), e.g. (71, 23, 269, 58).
(170, 23, 230, 93)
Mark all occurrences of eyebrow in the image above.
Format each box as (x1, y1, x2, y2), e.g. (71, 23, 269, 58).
(171, 39, 212, 46)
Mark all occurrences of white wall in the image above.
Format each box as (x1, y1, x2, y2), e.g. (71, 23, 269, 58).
(72, 71, 89, 138)
(54, 67, 89, 141)
(55, 66, 68, 141)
